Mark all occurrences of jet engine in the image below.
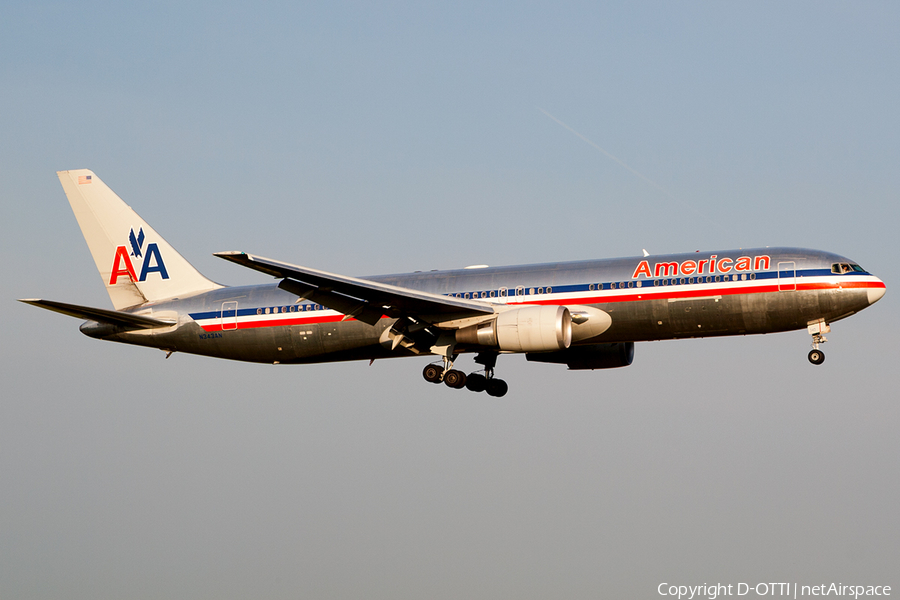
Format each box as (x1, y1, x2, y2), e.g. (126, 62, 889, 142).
(525, 342, 634, 370)
(456, 305, 572, 352)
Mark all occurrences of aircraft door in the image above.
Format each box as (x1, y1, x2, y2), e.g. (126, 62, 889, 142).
(777, 262, 796, 291)
(221, 301, 238, 330)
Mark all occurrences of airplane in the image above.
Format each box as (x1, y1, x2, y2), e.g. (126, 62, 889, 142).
(20, 170, 886, 396)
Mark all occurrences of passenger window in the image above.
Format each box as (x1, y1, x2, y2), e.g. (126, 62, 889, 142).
(546, 287, 552, 294)
(516, 286, 524, 296)
(500, 288, 508, 298)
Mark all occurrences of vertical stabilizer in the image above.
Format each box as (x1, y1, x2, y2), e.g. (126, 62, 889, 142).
(58, 170, 222, 310)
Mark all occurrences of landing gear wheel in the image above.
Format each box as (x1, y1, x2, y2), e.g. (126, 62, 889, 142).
(443, 369, 467, 389)
(423, 364, 443, 383)
(486, 378, 509, 397)
(465, 373, 488, 392)
(808, 349, 825, 365)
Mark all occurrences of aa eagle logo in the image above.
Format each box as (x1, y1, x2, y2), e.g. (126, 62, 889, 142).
(109, 228, 169, 284)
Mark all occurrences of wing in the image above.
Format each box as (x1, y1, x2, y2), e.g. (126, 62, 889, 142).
(18, 299, 175, 329)
(214, 252, 495, 326)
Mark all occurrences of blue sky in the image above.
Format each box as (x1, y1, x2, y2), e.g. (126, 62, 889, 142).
(2, 2, 899, 598)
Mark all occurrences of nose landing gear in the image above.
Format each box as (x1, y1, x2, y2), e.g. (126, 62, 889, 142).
(807, 319, 829, 365)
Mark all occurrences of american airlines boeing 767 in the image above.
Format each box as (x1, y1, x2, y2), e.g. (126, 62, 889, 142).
(21, 170, 886, 396)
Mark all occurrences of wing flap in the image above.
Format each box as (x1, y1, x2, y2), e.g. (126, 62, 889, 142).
(19, 299, 176, 329)
(277, 279, 385, 326)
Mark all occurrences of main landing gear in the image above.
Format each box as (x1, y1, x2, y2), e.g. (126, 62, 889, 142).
(807, 319, 829, 365)
(422, 352, 509, 397)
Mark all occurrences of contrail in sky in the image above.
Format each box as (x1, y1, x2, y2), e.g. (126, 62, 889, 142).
(537, 107, 722, 228)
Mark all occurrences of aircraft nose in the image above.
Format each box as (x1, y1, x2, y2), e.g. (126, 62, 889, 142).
(868, 278, 886, 305)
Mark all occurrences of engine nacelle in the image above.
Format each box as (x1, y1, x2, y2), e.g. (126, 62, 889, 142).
(456, 305, 572, 353)
(525, 342, 634, 370)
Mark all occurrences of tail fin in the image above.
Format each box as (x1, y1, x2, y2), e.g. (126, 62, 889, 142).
(58, 169, 222, 310)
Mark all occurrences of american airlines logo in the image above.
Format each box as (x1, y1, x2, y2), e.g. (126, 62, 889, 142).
(109, 228, 170, 284)
(632, 254, 770, 279)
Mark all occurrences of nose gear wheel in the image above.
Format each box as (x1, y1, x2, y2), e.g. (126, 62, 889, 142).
(808, 349, 825, 365)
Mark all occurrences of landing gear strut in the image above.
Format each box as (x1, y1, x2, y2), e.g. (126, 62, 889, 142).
(807, 319, 829, 365)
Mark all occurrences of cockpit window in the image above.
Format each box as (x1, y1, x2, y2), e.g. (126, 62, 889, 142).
(832, 263, 866, 274)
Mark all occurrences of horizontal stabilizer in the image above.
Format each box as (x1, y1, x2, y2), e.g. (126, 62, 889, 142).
(214, 251, 495, 322)
(18, 299, 175, 329)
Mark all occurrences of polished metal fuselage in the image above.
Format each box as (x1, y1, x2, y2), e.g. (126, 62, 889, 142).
(82, 247, 884, 364)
